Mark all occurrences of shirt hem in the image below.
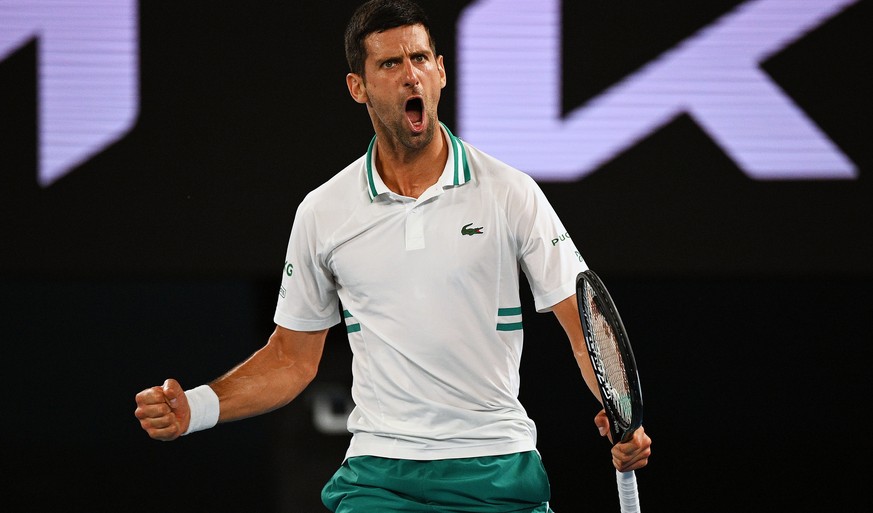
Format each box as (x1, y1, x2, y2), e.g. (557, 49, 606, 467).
(273, 312, 339, 332)
(343, 437, 538, 462)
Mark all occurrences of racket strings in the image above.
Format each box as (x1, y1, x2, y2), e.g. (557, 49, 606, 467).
(585, 286, 633, 427)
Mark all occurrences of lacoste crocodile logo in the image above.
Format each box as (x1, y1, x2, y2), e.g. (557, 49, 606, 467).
(461, 223, 484, 236)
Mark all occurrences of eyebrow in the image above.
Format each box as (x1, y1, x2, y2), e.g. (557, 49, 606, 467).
(374, 48, 431, 66)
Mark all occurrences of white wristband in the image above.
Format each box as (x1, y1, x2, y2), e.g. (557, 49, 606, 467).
(182, 384, 220, 435)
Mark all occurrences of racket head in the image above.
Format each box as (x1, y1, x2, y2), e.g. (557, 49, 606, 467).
(576, 270, 643, 445)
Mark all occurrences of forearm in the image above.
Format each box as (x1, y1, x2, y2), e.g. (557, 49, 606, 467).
(552, 295, 604, 406)
(571, 335, 603, 406)
(208, 326, 327, 423)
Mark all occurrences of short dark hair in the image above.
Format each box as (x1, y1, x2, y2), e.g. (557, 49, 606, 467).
(344, 0, 436, 77)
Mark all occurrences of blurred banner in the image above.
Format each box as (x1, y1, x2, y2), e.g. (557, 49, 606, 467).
(1, 0, 869, 277)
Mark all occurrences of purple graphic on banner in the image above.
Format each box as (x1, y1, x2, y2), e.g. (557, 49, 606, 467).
(0, 0, 139, 186)
(458, 0, 858, 181)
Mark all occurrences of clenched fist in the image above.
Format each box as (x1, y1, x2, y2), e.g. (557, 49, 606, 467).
(134, 378, 191, 441)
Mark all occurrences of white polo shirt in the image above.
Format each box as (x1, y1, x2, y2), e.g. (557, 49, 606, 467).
(275, 124, 587, 460)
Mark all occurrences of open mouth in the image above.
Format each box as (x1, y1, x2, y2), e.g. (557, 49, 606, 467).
(405, 97, 424, 130)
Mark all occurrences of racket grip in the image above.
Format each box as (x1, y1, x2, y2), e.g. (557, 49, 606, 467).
(616, 469, 641, 513)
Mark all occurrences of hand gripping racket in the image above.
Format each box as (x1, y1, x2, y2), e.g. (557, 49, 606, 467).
(576, 270, 644, 513)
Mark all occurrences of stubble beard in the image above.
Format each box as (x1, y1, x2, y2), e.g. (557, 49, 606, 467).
(370, 98, 439, 155)
(398, 111, 437, 152)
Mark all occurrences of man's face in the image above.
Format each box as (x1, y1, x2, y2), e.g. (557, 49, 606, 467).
(347, 24, 446, 151)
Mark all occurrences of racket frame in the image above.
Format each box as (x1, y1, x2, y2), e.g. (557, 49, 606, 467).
(575, 270, 644, 444)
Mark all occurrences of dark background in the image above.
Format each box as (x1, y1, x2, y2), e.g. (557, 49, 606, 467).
(1, 1, 870, 511)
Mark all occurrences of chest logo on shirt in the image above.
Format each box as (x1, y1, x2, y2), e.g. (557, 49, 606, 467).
(461, 222, 484, 236)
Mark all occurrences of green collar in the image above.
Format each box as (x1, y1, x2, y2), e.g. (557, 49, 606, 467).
(365, 123, 471, 201)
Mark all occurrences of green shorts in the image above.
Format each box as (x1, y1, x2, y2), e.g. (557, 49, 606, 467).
(321, 450, 555, 512)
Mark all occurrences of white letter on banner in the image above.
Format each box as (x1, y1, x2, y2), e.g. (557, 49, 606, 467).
(457, 0, 858, 181)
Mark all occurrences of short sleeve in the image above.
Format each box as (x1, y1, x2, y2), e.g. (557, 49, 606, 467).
(273, 201, 342, 331)
(512, 176, 588, 312)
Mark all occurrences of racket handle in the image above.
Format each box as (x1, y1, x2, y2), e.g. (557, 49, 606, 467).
(616, 469, 641, 513)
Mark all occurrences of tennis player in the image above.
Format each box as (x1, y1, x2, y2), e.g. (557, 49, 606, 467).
(134, 1, 651, 511)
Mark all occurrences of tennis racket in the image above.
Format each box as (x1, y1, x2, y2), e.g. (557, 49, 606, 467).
(576, 270, 644, 513)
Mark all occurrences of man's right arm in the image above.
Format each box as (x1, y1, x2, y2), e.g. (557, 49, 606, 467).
(134, 325, 328, 441)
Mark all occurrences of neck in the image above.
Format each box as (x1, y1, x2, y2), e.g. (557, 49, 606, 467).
(374, 128, 448, 199)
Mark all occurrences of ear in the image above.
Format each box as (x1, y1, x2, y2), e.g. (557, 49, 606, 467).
(346, 73, 368, 104)
(437, 55, 446, 89)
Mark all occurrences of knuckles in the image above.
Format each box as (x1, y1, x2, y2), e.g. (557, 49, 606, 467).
(612, 427, 652, 471)
(134, 387, 181, 440)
